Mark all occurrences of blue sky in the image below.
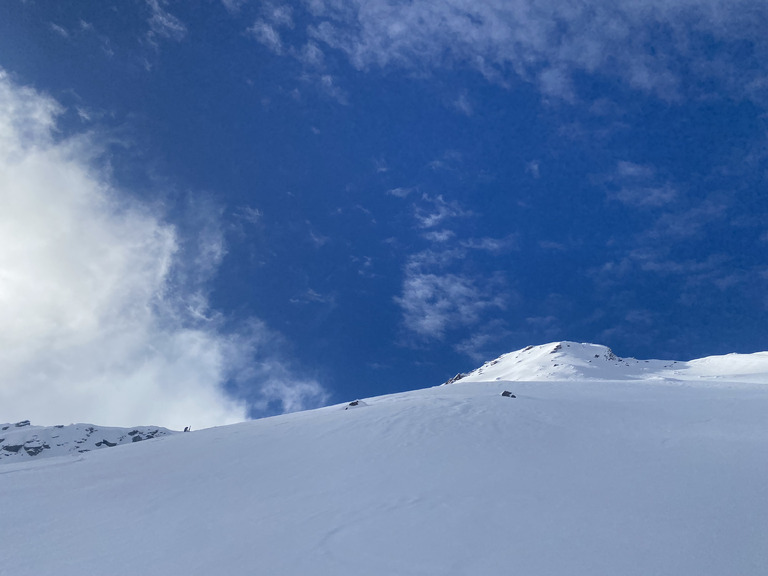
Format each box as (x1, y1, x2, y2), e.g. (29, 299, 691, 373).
(1, 0, 767, 428)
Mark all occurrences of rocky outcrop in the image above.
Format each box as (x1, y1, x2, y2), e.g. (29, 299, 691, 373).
(0, 421, 176, 464)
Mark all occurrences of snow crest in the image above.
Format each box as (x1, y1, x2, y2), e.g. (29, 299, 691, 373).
(453, 341, 768, 384)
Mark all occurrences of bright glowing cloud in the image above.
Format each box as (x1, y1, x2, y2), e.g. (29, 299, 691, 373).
(0, 71, 326, 429)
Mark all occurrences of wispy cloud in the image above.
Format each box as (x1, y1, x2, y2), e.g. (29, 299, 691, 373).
(394, 241, 509, 342)
(0, 70, 326, 429)
(146, 0, 187, 43)
(602, 160, 679, 207)
(290, 288, 336, 306)
(395, 269, 506, 340)
(317, 74, 348, 104)
(248, 20, 283, 54)
(300, 41, 326, 68)
(460, 235, 518, 253)
(451, 92, 473, 116)
(299, 0, 768, 103)
(391, 188, 516, 345)
(235, 205, 264, 225)
(643, 199, 726, 240)
(387, 186, 415, 198)
(414, 194, 470, 228)
(263, 3, 294, 28)
(423, 229, 456, 243)
(221, 0, 248, 13)
(49, 23, 69, 38)
(309, 227, 330, 247)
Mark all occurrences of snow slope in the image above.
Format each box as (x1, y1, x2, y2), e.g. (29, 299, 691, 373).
(1, 343, 767, 576)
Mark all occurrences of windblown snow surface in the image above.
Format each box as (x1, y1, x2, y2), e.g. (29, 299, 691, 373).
(2, 342, 767, 576)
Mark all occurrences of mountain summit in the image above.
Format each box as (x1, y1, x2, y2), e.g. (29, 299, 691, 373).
(454, 341, 768, 383)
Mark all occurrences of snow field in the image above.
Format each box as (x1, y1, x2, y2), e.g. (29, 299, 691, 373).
(2, 377, 766, 575)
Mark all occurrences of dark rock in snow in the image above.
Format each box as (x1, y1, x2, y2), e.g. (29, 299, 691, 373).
(24, 445, 46, 456)
(501, 391, 516, 398)
(344, 400, 369, 410)
(443, 373, 467, 385)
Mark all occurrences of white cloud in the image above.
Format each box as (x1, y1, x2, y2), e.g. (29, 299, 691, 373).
(318, 74, 349, 104)
(392, 190, 515, 342)
(615, 184, 678, 207)
(221, 0, 248, 13)
(302, 0, 768, 103)
(387, 186, 414, 198)
(395, 272, 505, 340)
(395, 249, 507, 341)
(616, 160, 655, 179)
(0, 71, 326, 429)
(301, 41, 326, 68)
(423, 230, 455, 243)
(460, 235, 517, 252)
(235, 205, 264, 224)
(451, 92, 473, 116)
(248, 20, 284, 54)
(49, 23, 69, 38)
(247, 4, 299, 56)
(414, 194, 469, 228)
(264, 4, 294, 28)
(603, 160, 679, 207)
(146, 0, 187, 42)
(644, 199, 725, 239)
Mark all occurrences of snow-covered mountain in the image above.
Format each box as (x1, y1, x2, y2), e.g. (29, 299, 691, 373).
(0, 420, 175, 463)
(453, 341, 768, 383)
(2, 342, 767, 576)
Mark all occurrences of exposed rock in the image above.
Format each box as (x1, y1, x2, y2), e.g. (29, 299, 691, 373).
(344, 400, 369, 410)
(23, 445, 46, 456)
(443, 373, 467, 385)
(0, 422, 176, 464)
(95, 439, 117, 448)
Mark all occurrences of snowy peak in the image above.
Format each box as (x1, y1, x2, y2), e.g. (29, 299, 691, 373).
(455, 341, 768, 383)
(0, 421, 176, 464)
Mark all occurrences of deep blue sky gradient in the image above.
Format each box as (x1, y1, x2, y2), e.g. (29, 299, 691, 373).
(2, 0, 767, 415)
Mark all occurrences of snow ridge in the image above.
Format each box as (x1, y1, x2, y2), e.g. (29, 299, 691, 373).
(454, 341, 768, 383)
(0, 420, 176, 463)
